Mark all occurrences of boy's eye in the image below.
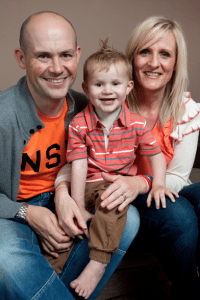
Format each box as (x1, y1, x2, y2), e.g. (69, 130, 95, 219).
(96, 83, 102, 87)
(113, 82, 119, 86)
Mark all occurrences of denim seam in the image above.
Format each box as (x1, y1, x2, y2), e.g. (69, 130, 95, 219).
(31, 271, 57, 300)
(59, 239, 85, 280)
(116, 248, 126, 255)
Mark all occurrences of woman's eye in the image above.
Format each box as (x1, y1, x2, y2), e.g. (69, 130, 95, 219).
(161, 52, 170, 58)
(140, 49, 149, 55)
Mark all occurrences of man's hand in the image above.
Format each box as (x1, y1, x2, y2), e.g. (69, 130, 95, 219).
(54, 183, 88, 238)
(26, 205, 73, 258)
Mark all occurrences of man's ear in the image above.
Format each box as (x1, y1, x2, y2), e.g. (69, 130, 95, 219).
(82, 82, 89, 95)
(76, 46, 81, 64)
(14, 48, 26, 69)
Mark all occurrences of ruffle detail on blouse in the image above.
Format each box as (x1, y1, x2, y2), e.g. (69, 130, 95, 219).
(170, 93, 200, 141)
(152, 119, 174, 165)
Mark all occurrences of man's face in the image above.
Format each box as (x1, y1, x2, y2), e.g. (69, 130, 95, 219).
(20, 15, 81, 103)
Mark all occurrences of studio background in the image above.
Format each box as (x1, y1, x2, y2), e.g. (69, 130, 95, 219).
(1, 0, 199, 102)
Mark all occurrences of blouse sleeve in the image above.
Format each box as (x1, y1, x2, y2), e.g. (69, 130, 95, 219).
(166, 130, 199, 192)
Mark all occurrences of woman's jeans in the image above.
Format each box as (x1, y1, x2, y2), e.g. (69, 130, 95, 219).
(0, 192, 140, 300)
(133, 182, 200, 299)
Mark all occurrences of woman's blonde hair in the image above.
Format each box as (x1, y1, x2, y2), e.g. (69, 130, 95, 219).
(126, 16, 188, 127)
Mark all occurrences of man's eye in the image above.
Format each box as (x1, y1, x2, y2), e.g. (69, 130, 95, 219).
(38, 54, 49, 61)
(63, 53, 71, 58)
(39, 54, 47, 59)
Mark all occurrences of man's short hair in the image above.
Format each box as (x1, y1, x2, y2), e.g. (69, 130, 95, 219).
(19, 11, 77, 53)
(83, 37, 133, 82)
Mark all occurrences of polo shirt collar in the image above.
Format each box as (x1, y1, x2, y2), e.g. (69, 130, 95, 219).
(84, 101, 131, 132)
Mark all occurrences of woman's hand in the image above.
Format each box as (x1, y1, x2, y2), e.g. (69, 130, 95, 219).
(100, 172, 147, 211)
(54, 182, 87, 238)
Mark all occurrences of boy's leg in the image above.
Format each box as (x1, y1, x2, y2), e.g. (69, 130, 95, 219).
(64, 204, 139, 299)
(87, 181, 129, 264)
(70, 181, 130, 298)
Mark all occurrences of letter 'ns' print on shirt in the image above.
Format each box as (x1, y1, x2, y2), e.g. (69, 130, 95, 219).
(21, 143, 61, 172)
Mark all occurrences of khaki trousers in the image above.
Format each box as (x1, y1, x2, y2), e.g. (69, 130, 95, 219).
(44, 181, 129, 275)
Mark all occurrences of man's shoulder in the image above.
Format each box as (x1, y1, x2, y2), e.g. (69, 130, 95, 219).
(67, 89, 89, 120)
(0, 77, 26, 104)
(69, 89, 88, 107)
(0, 84, 17, 117)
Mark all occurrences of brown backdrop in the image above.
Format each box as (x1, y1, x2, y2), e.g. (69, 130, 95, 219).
(1, 0, 199, 102)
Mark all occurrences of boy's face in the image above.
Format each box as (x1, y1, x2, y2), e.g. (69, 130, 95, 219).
(82, 62, 133, 118)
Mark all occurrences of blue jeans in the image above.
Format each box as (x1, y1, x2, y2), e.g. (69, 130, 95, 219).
(133, 182, 200, 299)
(0, 193, 140, 300)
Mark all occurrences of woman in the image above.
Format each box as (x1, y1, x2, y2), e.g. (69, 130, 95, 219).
(100, 17, 200, 299)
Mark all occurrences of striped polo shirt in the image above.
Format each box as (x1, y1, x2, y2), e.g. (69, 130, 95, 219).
(67, 102, 161, 182)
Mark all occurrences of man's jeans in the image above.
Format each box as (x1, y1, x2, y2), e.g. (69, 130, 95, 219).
(0, 192, 140, 300)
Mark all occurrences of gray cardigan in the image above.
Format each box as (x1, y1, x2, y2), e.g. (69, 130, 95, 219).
(0, 76, 88, 218)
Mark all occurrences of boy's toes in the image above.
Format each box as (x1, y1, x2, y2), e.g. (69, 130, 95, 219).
(70, 279, 78, 289)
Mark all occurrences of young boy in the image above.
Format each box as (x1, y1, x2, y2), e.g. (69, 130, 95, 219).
(56, 39, 177, 299)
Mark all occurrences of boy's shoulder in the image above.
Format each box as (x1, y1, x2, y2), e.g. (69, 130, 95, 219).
(128, 109, 146, 124)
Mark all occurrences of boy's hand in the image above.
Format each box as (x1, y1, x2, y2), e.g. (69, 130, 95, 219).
(147, 186, 179, 209)
(77, 208, 93, 239)
(54, 184, 87, 238)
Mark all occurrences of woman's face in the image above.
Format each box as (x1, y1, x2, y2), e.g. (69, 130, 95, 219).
(134, 30, 176, 95)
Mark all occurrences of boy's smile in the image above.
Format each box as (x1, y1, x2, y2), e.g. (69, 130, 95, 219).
(82, 62, 133, 121)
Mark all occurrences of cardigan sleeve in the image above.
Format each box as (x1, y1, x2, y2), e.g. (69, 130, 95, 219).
(166, 130, 199, 192)
(166, 95, 200, 192)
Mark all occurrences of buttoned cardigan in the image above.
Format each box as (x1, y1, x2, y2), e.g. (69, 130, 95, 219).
(0, 76, 88, 218)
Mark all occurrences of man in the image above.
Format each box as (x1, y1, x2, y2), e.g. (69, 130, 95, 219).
(0, 11, 139, 299)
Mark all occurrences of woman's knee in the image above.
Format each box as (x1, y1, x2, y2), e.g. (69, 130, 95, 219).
(152, 197, 199, 249)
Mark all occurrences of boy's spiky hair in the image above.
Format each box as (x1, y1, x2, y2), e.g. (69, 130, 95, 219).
(83, 37, 133, 82)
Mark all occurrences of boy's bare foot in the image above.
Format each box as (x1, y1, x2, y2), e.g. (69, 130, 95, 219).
(70, 260, 107, 299)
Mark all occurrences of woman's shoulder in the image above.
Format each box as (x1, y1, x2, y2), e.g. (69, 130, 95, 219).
(180, 92, 200, 124)
(170, 92, 200, 141)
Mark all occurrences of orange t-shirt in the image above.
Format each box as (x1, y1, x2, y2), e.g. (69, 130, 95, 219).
(136, 119, 174, 176)
(17, 101, 68, 200)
